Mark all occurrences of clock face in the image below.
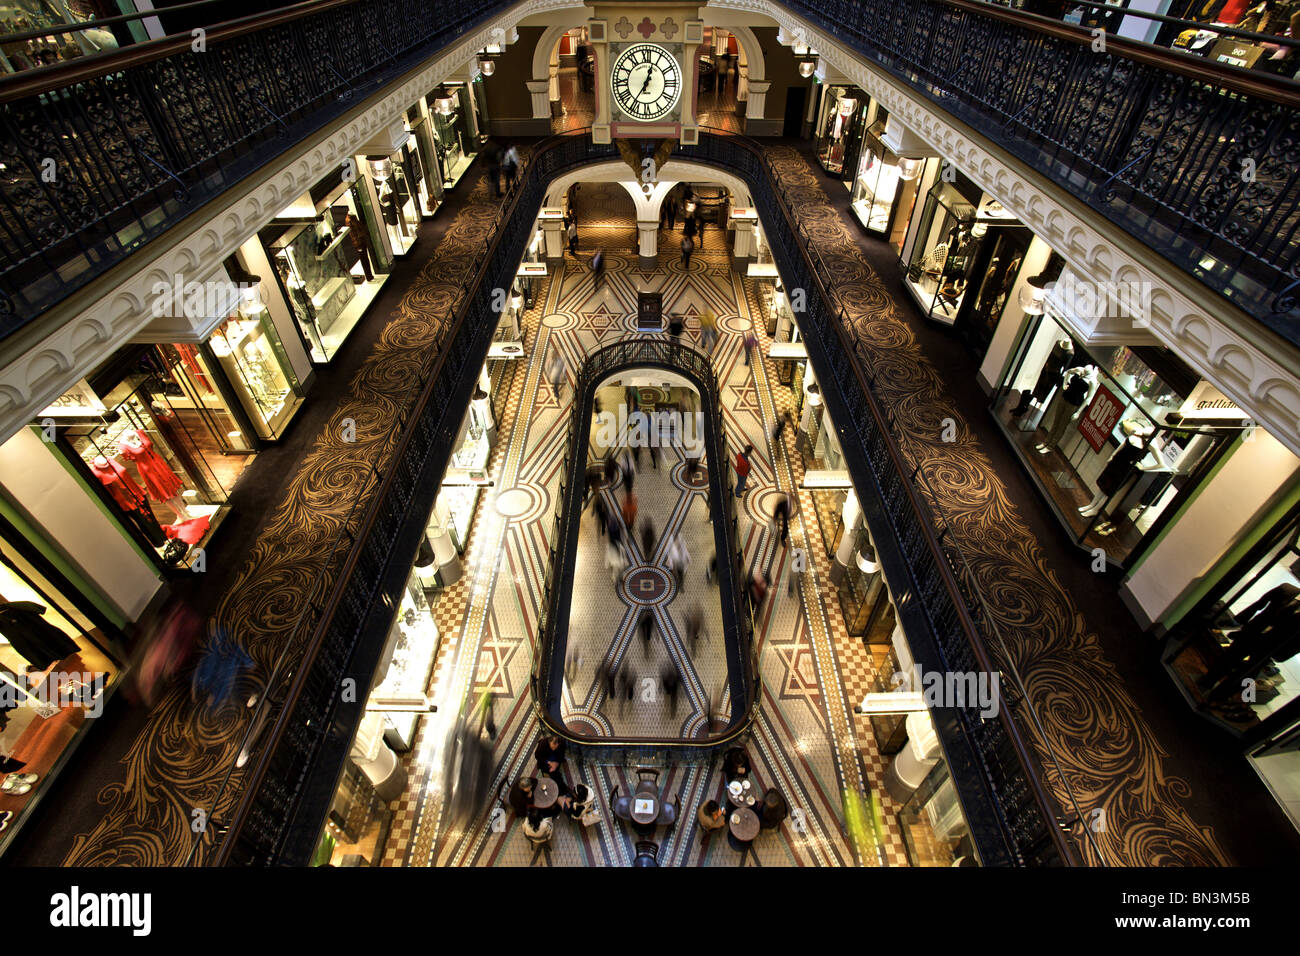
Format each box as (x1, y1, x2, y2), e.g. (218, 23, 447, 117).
(611, 43, 682, 122)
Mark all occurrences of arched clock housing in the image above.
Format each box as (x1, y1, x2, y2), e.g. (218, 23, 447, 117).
(610, 42, 682, 122)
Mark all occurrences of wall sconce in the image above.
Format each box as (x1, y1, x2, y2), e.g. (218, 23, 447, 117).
(855, 541, 880, 574)
(898, 157, 924, 181)
(1018, 274, 1049, 315)
(432, 85, 456, 116)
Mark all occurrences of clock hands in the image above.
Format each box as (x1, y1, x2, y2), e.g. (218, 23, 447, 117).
(638, 64, 654, 99)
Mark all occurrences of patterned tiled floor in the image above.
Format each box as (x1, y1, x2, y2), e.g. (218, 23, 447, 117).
(380, 211, 910, 866)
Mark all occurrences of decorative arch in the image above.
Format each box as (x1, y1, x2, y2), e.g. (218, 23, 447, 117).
(545, 159, 752, 217)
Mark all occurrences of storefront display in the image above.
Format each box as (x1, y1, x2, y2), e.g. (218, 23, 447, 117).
(429, 83, 478, 189)
(951, 220, 1031, 359)
(369, 570, 440, 752)
(206, 312, 301, 440)
(152, 343, 252, 455)
(993, 310, 1239, 567)
(45, 357, 230, 568)
(368, 150, 421, 257)
(903, 178, 981, 324)
(263, 177, 389, 362)
(405, 108, 443, 217)
(849, 120, 919, 240)
(0, 526, 121, 853)
(814, 86, 867, 179)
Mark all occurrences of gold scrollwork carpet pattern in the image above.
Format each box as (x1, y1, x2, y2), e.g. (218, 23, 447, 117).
(63, 164, 508, 866)
(764, 146, 1228, 867)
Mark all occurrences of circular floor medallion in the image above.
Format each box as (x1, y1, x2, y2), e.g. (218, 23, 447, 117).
(496, 487, 535, 518)
(622, 565, 673, 606)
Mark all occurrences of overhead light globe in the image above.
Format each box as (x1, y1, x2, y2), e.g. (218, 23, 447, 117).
(798, 58, 815, 77)
(856, 542, 879, 574)
(1018, 274, 1049, 315)
(971, 221, 989, 238)
(898, 158, 924, 181)
(479, 57, 496, 76)
(433, 85, 456, 116)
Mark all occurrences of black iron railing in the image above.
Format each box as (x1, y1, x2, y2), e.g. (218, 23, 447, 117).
(528, 336, 758, 757)
(0, 0, 512, 333)
(199, 129, 1081, 868)
(781, 0, 1300, 342)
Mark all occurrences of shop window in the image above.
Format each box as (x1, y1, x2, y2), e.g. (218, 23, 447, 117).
(206, 313, 299, 440)
(367, 152, 421, 257)
(993, 312, 1237, 567)
(428, 84, 478, 189)
(815, 86, 867, 180)
(904, 179, 981, 324)
(1167, 513, 1300, 730)
(264, 178, 388, 363)
(0, 532, 122, 851)
(898, 761, 979, 867)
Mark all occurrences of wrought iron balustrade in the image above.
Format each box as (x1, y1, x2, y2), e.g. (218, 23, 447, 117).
(0, 0, 512, 334)
(780, 0, 1300, 343)
(529, 335, 758, 757)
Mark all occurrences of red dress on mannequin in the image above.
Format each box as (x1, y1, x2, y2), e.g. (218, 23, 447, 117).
(88, 456, 147, 509)
(117, 430, 183, 501)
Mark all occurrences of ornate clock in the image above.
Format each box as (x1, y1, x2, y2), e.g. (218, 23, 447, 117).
(610, 43, 682, 122)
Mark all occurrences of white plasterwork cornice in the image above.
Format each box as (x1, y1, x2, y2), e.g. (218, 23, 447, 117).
(0, 0, 576, 446)
(713, 0, 1300, 456)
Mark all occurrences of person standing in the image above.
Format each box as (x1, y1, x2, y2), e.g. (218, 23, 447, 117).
(567, 219, 578, 256)
(699, 307, 718, 351)
(639, 607, 654, 652)
(694, 213, 706, 248)
(772, 491, 791, 545)
(664, 195, 677, 229)
(743, 329, 758, 367)
(502, 143, 520, 188)
(487, 144, 502, 197)
(622, 489, 638, 532)
(735, 444, 753, 497)
(344, 212, 374, 281)
(592, 249, 605, 289)
(640, 517, 656, 559)
(680, 234, 694, 268)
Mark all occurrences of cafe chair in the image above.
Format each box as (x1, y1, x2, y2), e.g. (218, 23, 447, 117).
(610, 785, 633, 822)
(633, 841, 659, 867)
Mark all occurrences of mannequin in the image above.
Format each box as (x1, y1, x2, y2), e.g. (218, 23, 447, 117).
(89, 454, 168, 546)
(1012, 339, 1073, 416)
(117, 430, 188, 520)
(378, 181, 401, 228)
(1035, 364, 1098, 453)
(345, 212, 375, 281)
(1198, 583, 1300, 704)
(1078, 422, 1158, 531)
(0, 600, 79, 668)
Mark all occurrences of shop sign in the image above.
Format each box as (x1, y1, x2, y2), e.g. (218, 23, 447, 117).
(1209, 39, 1266, 69)
(1177, 380, 1250, 421)
(1078, 384, 1124, 452)
(40, 378, 106, 418)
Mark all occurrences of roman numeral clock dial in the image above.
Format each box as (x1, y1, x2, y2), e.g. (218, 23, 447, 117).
(611, 43, 681, 122)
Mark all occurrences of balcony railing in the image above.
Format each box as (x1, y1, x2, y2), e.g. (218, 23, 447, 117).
(196, 129, 1080, 868)
(529, 336, 758, 757)
(780, 0, 1300, 344)
(0, 0, 512, 336)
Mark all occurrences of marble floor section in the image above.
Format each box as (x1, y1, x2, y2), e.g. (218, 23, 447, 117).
(381, 235, 911, 867)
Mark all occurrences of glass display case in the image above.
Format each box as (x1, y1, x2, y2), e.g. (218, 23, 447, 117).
(405, 109, 442, 217)
(429, 83, 477, 189)
(207, 313, 300, 440)
(264, 180, 388, 362)
(993, 311, 1241, 567)
(814, 86, 867, 180)
(850, 121, 898, 234)
(369, 571, 440, 751)
(367, 151, 420, 257)
(904, 179, 979, 324)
